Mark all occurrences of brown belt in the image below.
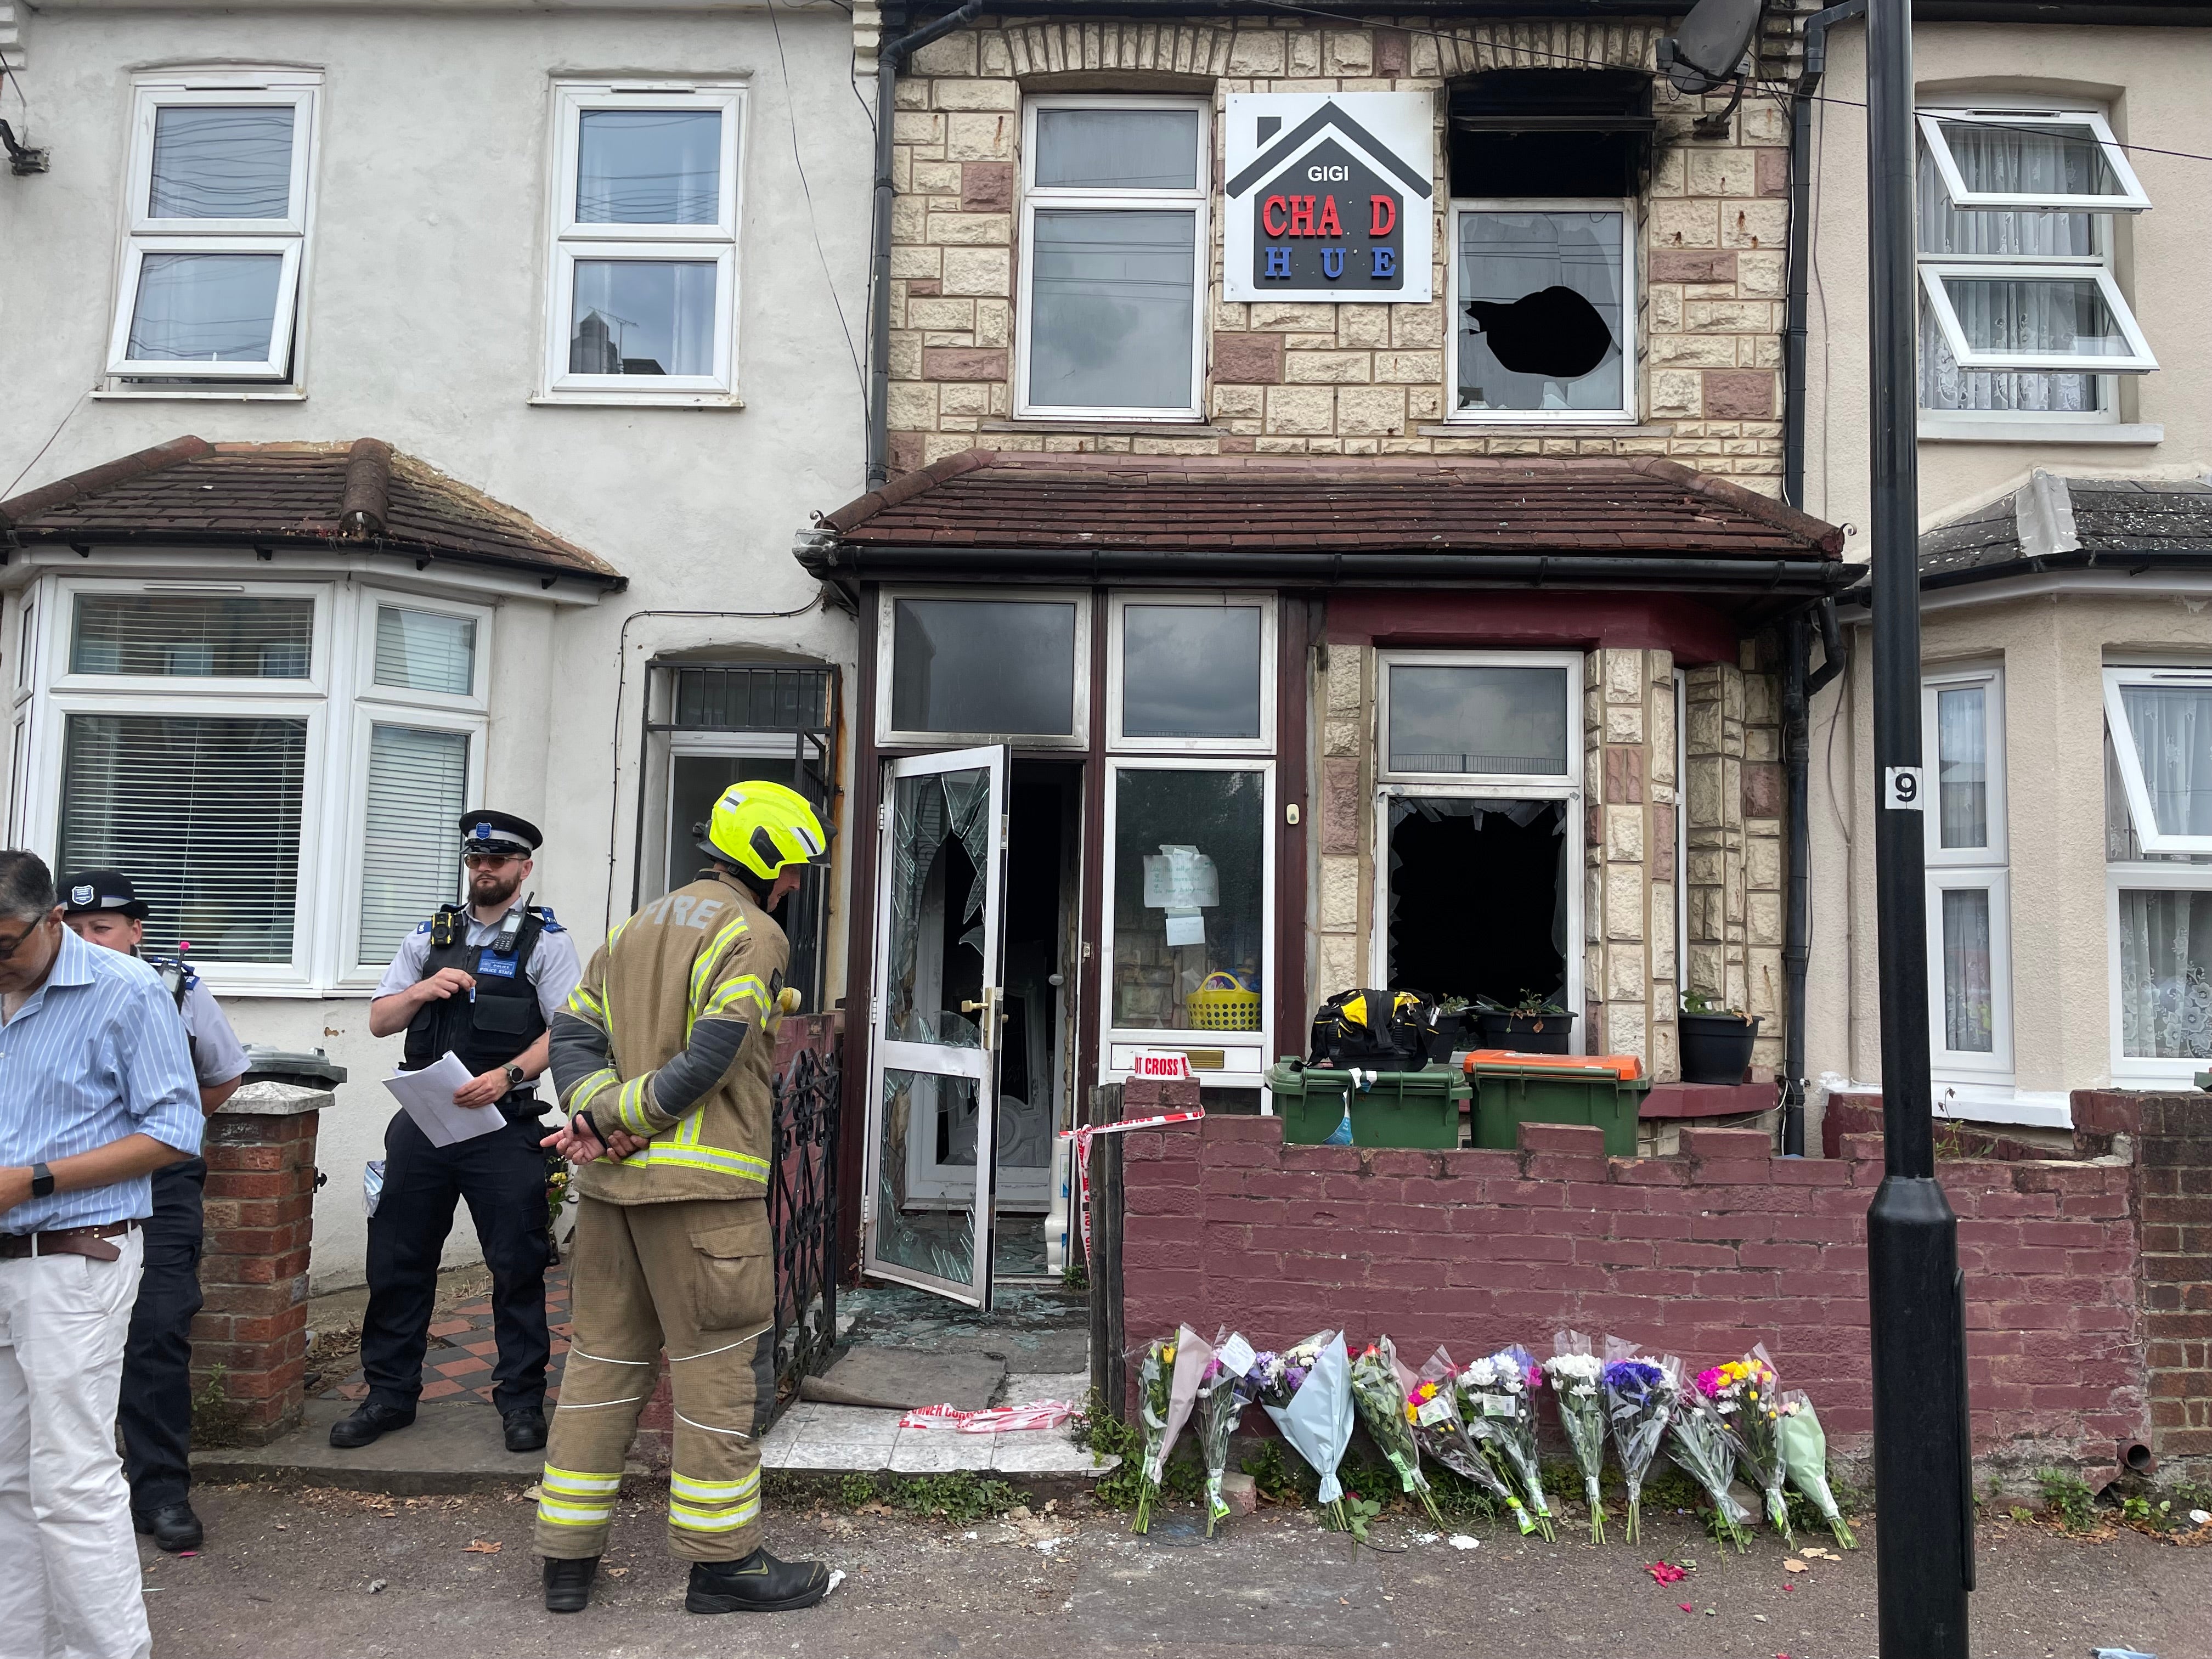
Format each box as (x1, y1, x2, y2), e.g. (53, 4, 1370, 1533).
(0, 1218, 141, 1262)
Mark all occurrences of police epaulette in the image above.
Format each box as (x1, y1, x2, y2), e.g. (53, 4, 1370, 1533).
(537, 906, 563, 932)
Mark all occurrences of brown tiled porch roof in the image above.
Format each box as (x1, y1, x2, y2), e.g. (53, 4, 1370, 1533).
(816, 450, 1845, 560)
(0, 437, 624, 587)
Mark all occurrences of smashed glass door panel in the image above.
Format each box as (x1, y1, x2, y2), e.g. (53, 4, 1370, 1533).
(884, 766, 995, 1047)
(872, 1068, 986, 1291)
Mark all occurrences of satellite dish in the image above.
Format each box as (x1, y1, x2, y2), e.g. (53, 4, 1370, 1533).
(1657, 0, 1764, 95)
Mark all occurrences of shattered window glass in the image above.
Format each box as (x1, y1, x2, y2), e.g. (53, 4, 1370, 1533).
(1455, 208, 1627, 415)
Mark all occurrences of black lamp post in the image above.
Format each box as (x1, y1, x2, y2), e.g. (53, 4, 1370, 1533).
(1863, 0, 1974, 1651)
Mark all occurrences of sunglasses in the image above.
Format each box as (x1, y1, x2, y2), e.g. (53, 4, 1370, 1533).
(464, 854, 524, 871)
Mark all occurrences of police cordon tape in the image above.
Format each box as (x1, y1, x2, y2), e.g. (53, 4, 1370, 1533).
(1059, 1108, 1206, 1259)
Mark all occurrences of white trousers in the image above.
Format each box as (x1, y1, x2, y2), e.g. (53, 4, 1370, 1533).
(0, 1231, 150, 1659)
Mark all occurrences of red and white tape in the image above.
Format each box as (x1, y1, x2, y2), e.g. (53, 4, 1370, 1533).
(1059, 1109, 1205, 1259)
(896, 1400, 1078, 1434)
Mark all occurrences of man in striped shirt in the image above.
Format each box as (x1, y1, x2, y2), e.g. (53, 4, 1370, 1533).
(0, 851, 203, 1659)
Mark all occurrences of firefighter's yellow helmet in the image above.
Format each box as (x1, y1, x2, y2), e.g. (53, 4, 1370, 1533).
(703, 781, 828, 882)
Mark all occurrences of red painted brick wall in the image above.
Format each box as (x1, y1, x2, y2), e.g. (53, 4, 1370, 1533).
(195, 1103, 320, 1442)
(1120, 1116, 2147, 1479)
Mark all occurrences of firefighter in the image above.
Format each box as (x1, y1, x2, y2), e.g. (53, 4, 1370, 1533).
(535, 780, 832, 1616)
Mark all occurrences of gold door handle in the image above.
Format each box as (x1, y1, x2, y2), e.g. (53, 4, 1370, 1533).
(958, 988, 1001, 1049)
(960, 999, 986, 1013)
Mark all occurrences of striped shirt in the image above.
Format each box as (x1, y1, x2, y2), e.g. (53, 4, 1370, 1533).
(0, 927, 203, 1234)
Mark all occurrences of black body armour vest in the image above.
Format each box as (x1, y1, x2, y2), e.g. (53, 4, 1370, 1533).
(402, 905, 549, 1116)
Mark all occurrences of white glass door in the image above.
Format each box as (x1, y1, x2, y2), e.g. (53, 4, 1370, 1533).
(862, 744, 1009, 1307)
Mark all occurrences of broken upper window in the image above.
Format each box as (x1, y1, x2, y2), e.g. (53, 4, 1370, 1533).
(1451, 204, 1632, 420)
(1916, 105, 2154, 419)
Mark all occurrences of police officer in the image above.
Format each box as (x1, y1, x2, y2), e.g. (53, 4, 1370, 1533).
(333, 810, 582, 1455)
(60, 870, 249, 1556)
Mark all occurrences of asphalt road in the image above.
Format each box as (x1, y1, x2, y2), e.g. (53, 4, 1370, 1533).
(138, 1483, 2208, 1658)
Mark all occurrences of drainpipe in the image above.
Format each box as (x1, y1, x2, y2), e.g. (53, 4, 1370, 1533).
(1781, 599, 1847, 1155)
(1784, 0, 1866, 510)
(867, 0, 985, 491)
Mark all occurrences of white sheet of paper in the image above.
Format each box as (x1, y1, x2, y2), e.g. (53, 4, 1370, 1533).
(382, 1051, 506, 1148)
(1164, 910, 1206, 947)
(1217, 1333, 1257, 1377)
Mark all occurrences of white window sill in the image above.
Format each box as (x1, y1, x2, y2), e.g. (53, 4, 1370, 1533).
(983, 417, 1220, 436)
(94, 387, 308, 402)
(1423, 421, 1669, 437)
(1918, 418, 2163, 445)
(530, 392, 745, 410)
(1931, 1082, 2072, 1128)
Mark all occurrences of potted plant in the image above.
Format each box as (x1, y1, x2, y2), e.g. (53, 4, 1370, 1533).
(1678, 991, 1760, 1085)
(1472, 991, 1577, 1056)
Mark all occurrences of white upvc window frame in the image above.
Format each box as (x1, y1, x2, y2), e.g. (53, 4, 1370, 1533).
(1917, 259, 2157, 376)
(541, 80, 746, 405)
(2103, 665, 2212, 854)
(1015, 93, 1210, 424)
(874, 587, 1092, 751)
(1922, 666, 2012, 1081)
(14, 573, 498, 995)
(1917, 107, 2151, 213)
(1098, 754, 1277, 1088)
(2105, 860, 2212, 1085)
(1105, 591, 1276, 755)
(107, 72, 320, 385)
(1374, 649, 1583, 787)
(1445, 197, 1638, 426)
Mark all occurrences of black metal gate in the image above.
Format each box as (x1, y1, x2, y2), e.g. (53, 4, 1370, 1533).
(769, 1042, 840, 1403)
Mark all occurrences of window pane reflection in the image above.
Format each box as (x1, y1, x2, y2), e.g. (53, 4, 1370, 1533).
(1110, 768, 1264, 1031)
(1122, 606, 1261, 739)
(1387, 664, 1568, 775)
(576, 109, 722, 224)
(568, 260, 716, 375)
(150, 106, 295, 219)
(1034, 109, 1199, 189)
(890, 600, 1076, 736)
(1028, 209, 1196, 410)
(127, 253, 283, 362)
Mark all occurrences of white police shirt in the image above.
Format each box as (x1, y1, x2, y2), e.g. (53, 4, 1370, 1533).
(374, 901, 583, 1026)
(178, 974, 250, 1088)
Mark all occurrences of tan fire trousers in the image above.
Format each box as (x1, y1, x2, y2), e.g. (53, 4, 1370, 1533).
(534, 1195, 775, 1562)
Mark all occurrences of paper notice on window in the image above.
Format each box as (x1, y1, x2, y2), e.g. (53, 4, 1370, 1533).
(1142, 844, 1219, 910)
(382, 1051, 506, 1147)
(1163, 909, 1206, 947)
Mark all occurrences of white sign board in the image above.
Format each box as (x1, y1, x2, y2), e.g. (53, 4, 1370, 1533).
(1223, 91, 1436, 303)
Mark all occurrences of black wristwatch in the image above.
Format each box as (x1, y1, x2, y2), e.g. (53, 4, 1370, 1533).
(29, 1162, 54, 1199)
(503, 1063, 526, 1090)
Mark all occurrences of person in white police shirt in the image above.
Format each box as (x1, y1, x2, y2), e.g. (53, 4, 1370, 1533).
(0, 850, 201, 1659)
(63, 869, 250, 1557)
(335, 810, 581, 1457)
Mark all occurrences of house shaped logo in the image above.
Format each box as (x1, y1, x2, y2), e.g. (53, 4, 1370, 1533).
(1223, 92, 1436, 304)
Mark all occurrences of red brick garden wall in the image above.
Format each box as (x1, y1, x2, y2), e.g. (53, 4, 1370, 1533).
(1120, 1116, 2148, 1480)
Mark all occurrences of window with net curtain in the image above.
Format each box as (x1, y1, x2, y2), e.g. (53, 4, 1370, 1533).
(1916, 112, 2145, 414)
(1932, 683, 1997, 1057)
(2107, 676, 2212, 1062)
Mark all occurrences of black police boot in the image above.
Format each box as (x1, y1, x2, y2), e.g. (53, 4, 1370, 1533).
(684, 1548, 833, 1615)
(503, 1407, 548, 1453)
(328, 1400, 415, 1449)
(133, 1501, 204, 1553)
(542, 1555, 599, 1614)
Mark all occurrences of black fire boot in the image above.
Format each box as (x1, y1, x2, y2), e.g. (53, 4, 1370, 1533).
(684, 1548, 833, 1614)
(542, 1555, 599, 1614)
(133, 1502, 205, 1553)
(327, 1400, 415, 1449)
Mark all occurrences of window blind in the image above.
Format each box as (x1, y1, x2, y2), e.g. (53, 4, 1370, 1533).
(57, 713, 307, 963)
(358, 724, 469, 966)
(374, 607, 476, 696)
(71, 595, 312, 679)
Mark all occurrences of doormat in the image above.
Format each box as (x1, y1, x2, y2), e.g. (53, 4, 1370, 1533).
(799, 1348, 1007, 1411)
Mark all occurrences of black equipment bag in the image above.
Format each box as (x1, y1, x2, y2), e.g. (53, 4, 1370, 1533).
(1308, 988, 1444, 1069)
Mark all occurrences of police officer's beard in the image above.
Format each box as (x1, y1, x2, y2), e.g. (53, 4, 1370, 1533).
(470, 870, 523, 910)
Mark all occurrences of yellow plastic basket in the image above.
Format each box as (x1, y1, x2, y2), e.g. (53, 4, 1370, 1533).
(1186, 974, 1261, 1031)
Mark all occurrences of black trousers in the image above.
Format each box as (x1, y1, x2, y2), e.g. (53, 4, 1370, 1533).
(360, 1109, 554, 1417)
(121, 1156, 206, 1514)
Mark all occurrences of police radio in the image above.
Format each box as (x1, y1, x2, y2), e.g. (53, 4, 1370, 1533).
(492, 892, 533, 957)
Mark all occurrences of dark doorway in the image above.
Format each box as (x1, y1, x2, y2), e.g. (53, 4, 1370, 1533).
(1386, 797, 1567, 1008)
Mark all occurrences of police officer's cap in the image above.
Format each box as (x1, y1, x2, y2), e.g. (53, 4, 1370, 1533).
(458, 810, 542, 859)
(60, 869, 152, 919)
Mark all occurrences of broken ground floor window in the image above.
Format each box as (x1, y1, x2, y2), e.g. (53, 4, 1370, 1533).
(1385, 796, 1569, 1011)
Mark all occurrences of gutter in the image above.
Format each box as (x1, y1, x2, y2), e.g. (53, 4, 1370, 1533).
(866, 0, 985, 491)
(1783, 0, 1865, 511)
(1780, 599, 1847, 1157)
(1, 529, 629, 593)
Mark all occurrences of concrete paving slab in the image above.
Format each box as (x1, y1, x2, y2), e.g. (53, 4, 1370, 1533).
(193, 1398, 548, 1496)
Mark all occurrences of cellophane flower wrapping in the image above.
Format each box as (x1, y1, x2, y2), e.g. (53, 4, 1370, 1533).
(1131, 1336, 1173, 1533)
(1415, 1347, 1536, 1534)
(1599, 1336, 1674, 1548)
(1348, 1337, 1443, 1526)
(1662, 1353, 1752, 1551)
(1194, 1337, 1260, 1537)
(1255, 1331, 1357, 1529)
(1777, 1389, 1857, 1548)
(1696, 1344, 1793, 1546)
(1545, 1330, 1609, 1544)
(1454, 1345, 1555, 1541)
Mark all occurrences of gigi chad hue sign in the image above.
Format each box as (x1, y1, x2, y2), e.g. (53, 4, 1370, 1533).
(1223, 92, 1435, 304)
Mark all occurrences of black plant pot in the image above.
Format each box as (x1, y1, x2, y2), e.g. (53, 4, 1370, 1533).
(1472, 1009, 1576, 1055)
(1678, 1012, 1762, 1085)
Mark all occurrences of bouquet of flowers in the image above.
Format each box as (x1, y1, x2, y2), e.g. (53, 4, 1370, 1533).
(1545, 1330, 1610, 1544)
(1696, 1346, 1793, 1546)
(1348, 1337, 1444, 1527)
(1413, 1347, 1538, 1534)
(1194, 1335, 1261, 1537)
(1454, 1346, 1554, 1541)
(1599, 1338, 1674, 1547)
(1662, 1353, 1752, 1551)
(1778, 1389, 1857, 1548)
(1254, 1331, 1356, 1532)
(1130, 1327, 1209, 1533)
